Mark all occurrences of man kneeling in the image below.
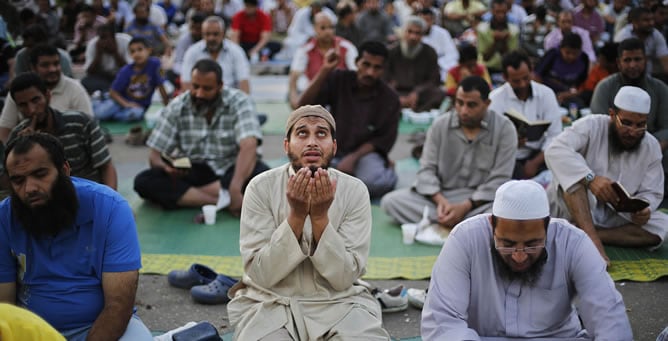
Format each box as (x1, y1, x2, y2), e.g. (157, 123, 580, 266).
(0, 133, 151, 340)
(227, 105, 389, 340)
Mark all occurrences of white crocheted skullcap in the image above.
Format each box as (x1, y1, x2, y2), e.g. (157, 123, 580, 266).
(492, 180, 550, 220)
(614, 86, 651, 114)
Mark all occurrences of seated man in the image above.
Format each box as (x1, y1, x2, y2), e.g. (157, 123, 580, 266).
(0, 133, 151, 340)
(134, 60, 268, 215)
(546, 86, 668, 263)
(227, 105, 389, 340)
(417, 7, 459, 81)
(421, 180, 632, 340)
(229, 0, 281, 60)
(381, 76, 516, 228)
(0, 44, 93, 144)
(476, 0, 519, 73)
(288, 12, 358, 109)
(544, 10, 596, 63)
(12, 24, 73, 79)
(385, 16, 444, 112)
(488, 50, 562, 179)
(82, 24, 132, 94)
(297, 41, 399, 198)
(7, 73, 117, 189)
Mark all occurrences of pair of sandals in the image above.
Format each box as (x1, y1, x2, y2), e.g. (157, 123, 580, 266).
(167, 263, 238, 304)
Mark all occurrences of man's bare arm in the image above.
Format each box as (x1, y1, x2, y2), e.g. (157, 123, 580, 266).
(0, 282, 16, 303)
(99, 161, 118, 190)
(86, 270, 138, 341)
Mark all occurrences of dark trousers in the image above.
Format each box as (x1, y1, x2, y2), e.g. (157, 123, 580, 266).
(239, 41, 282, 60)
(513, 149, 547, 180)
(134, 160, 269, 209)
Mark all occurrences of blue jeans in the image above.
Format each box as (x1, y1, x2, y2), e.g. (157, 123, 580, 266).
(61, 315, 152, 341)
(93, 98, 145, 122)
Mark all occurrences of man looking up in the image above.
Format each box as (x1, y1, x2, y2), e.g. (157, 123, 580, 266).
(421, 180, 632, 340)
(298, 41, 399, 198)
(227, 105, 389, 340)
(0, 133, 151, 340)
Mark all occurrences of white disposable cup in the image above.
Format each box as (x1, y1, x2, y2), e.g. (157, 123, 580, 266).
(401, 223, 417, 245)
(202, 205, 217, 225)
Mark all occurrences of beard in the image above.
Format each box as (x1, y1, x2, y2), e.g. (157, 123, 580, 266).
(10, 173, 79, 238)
(287, 147, 334, 174)
(492, 245, 548, 286)
(135, 17, 149, 25)
(192, 92, 221, 115)
(400, 41, 423, 59)
(609, 121, 643, 153)
(206, 41, 223, 53)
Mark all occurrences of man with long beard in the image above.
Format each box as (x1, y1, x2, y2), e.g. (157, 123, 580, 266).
(546, 86, 668, 264)
(384, 16, 444, 112)
(134, 59, 268, 215)
(0, 133, 152, 340)
(421, 180, 632, 340)
(227, 105, 389, 340)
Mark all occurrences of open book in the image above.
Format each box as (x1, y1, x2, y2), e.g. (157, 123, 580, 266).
(161, 152, 192, 169)
(610, 182, 650, 213)
(504, 109, 552, 141)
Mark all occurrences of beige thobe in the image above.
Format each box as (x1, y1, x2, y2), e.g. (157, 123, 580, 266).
(227, 164, 388, 340)
(546, 115, 668, 246)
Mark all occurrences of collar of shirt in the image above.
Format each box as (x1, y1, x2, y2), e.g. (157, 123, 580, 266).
(50, 75, 66, 96)
(185, 91, 225, 117)
(200, 40, 229, 54)
(503, 81, 535, 101)
(448, 110, 491, 130)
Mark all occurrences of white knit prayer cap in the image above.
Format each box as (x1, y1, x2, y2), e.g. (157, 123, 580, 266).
(614, 86, 651, 115)
(492, 180, 550, 220)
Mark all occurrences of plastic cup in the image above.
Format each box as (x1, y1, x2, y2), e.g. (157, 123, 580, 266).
(202, 205, 217, 225)
(401, 223, 417, 245)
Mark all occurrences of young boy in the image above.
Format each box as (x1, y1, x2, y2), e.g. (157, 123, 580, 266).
(93, 37, 169, 122)
(444, 44, 492, 97)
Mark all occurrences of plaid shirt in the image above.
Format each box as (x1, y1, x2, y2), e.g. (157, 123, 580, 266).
(147, 88, 262, 175)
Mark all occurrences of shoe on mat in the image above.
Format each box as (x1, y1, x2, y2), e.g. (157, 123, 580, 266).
(190, 274, 238, 305)
(167, 263, 218, 289)
(125, 126, 144, 146)
(407, 288, 427, 309)
(374, 285, 408, 313)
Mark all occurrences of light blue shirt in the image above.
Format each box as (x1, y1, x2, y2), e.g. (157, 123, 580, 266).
(181, 39, 249, 89)
(422, 214, 632, 341)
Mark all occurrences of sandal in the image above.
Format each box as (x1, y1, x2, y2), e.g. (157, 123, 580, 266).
(373, 285, 408, 313)
(167, 263, 218, 289)
(190, 274, 238, 304)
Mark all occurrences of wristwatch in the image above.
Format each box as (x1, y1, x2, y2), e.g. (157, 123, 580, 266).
(583, 173, 595, 187)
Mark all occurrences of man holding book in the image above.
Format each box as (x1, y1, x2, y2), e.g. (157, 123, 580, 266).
(545, 86, 668, 264)
(134, 60, 269, 216)
(488, 50, 562, 179)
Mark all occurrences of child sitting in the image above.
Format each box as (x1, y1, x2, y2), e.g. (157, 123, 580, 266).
(444, 44, 492, 97)
(93, 37, 169, 122)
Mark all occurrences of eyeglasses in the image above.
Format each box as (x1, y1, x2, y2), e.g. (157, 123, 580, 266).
(615, 114, 647, 132)
(494, 238, 545, 255)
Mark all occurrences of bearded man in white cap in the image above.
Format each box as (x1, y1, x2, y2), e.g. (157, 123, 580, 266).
(421, 180, 632, 340)
(546, 85, 668, 264)
(227, 105, 389, 340)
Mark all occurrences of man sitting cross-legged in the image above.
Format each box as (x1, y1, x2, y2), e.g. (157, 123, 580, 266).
(227, 105, 390, 340)
(0, 133, 151, 340)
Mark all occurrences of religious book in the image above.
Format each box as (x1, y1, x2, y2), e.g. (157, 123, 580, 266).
(611, 182, 650, 213)
(504, 109, 552, 141)
(161, 152, 192, 169)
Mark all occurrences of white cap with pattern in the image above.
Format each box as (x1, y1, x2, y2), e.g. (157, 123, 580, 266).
(614, 86, 651, 115)
(492, 180, 550, 220)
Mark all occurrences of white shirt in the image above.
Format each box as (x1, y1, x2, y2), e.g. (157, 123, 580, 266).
(422, 24, 459, 81)
(84, 33, 133, 74)
(181, 39, 250, 89)
(488, 81, 563, 159)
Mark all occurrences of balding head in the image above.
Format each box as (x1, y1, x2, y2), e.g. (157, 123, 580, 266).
(314, 12, 335, 43)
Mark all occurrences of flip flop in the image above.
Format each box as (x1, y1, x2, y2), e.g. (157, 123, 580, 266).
(190, 274, 238, 305)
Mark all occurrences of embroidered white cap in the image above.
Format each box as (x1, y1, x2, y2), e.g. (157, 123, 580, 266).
(613, 86, 651, 115)
(492, 180, 550, 220)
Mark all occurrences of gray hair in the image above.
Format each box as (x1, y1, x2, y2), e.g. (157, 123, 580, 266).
(403, 16, 427, 32)
(203, 15, 226, 31)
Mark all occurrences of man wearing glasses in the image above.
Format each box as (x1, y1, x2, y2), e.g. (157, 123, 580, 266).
(421, 180, 632, 340)
(546, 86, 668, 265)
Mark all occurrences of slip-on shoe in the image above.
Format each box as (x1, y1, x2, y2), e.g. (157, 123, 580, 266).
(190, 274, 238, 305)
(167, 263, 218, 289)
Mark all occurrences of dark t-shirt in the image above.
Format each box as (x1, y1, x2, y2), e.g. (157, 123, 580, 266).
(535, 48, 589, 93)
(313, 70, 401, 157)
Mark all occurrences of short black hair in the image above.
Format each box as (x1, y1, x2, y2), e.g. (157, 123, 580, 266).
(337, 3, 355, 17)
(97, 23, 116, 35)
(356, 40, 388, 63)
(598, 41, 618, 60)
(191, 12, 207, 24)
(618, 37, 646, 57)
(501, 50, 532, 75)
(244, 0, 259, 5)
(9, 72, 47, 101)
(22, 24, 48, 43)
(80, 4, 95, 13)
(458, 76, 491, 101)
(29, 44, 60, 67)
(560, 32, 582, 50)
(192, 59, 223, 84)
(459, 44, 478, 63)
(491, 0, 508, 8)
(628, 6, 651, 22)
(4, 133, 66, 172)
(129, 37, 151, 48)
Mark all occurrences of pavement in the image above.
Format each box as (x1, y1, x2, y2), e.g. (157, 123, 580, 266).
(108, 75, 668, 340)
